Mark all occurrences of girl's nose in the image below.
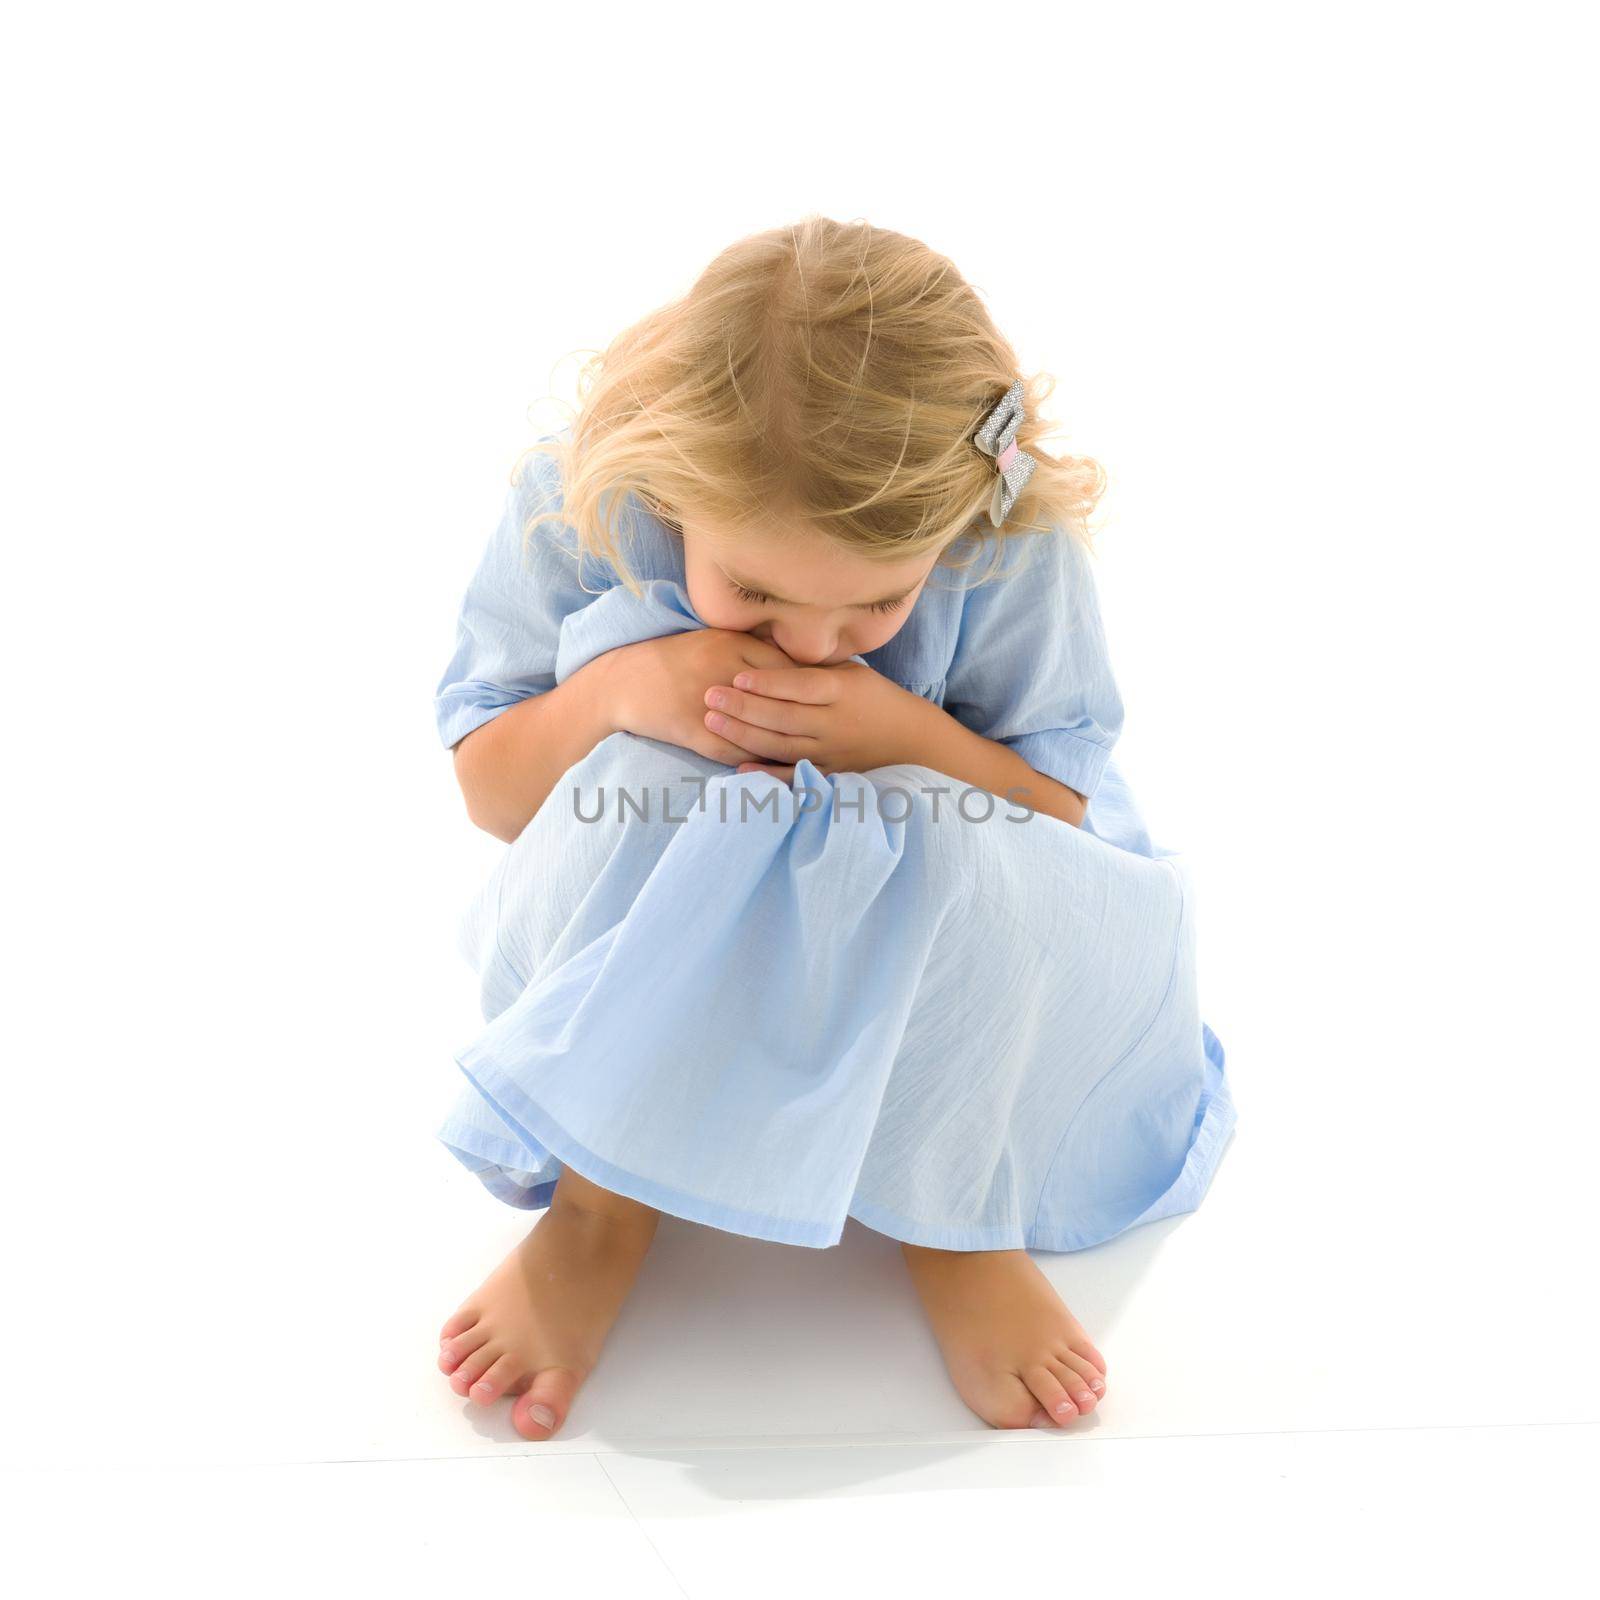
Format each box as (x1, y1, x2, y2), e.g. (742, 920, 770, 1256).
(770, 623, 836, 665)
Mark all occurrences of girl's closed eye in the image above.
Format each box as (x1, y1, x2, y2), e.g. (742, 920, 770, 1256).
(730, 580, 909, 616)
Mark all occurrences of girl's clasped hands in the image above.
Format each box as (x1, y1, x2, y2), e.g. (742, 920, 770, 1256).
(606, 627, 933, 781)
(705, 659, 929, 781)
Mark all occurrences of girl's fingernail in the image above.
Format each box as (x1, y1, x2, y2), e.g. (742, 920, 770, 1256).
(708, 690, 726, 708)
(733, 673, 751, 688)
(706, 712, 725, 731)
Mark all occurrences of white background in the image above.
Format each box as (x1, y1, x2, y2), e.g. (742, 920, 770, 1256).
(3, 2, 1596, 1595)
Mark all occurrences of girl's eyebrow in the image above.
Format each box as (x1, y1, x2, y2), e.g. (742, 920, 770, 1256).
(720, 565, 917, 609)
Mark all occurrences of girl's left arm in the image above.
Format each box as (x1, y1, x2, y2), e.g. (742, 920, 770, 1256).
(888, 695, 1089, 825)
(702, 664, 1089, 825)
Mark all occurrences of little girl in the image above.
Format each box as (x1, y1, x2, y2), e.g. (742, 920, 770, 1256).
(432, 216, 1236, 1441)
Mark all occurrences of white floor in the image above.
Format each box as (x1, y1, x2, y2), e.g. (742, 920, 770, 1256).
(7, 1068, 1598, 1595)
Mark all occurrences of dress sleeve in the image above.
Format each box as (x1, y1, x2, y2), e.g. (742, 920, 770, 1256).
(433, 449, 610, 750)
(940, 526, 1125, 801)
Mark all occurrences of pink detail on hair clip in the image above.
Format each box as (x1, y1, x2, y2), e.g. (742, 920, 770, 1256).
(996, 440, 1018, 474)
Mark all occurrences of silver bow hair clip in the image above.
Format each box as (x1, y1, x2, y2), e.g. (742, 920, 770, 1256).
(972, 378, 1037, 526)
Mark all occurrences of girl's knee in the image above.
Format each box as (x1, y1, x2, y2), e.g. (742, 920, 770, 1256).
(574, 730, 723, 786)
(561, 732, 727, 834)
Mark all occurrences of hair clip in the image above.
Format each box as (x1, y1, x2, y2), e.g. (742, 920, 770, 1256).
(972, 378, 1037, 526)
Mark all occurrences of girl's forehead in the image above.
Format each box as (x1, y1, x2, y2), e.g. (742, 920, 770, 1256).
(682, 514, 940, 604)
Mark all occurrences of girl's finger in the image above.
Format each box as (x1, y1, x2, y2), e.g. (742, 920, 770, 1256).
(692, 731, 768, 767)
(736, 762, 795, 781)
(704, 684, 816, 735)
(730, 666, 838, 705)
(703, 710, 812, 764)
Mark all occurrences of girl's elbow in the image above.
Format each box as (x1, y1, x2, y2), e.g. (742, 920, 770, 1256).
(452, 741, 510, 840)
(459, 780, 519, 843)
(461, 791, 501, 840)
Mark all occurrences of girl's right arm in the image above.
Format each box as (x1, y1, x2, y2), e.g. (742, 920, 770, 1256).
(451, 648, 624, 842)
(451, 628, 798, 842)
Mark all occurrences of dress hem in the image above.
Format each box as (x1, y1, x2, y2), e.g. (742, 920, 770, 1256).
(439, 1023, 1239, 1255)
(448, 1056, 849, 1249)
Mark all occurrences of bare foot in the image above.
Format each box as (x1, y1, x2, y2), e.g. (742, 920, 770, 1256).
(901, 1242, 1108, 1428)
(437, 1167, 659, 1439)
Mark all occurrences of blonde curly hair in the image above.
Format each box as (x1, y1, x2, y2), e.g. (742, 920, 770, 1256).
(512, 214, 1107, 596)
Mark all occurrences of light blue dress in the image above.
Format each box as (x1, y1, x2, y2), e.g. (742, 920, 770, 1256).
(432, 436, 1237, 1251)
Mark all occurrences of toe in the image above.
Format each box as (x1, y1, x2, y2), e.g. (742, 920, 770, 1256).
(1023, 1363, 1081, 1426)
(512, 1367, 584, 1440)
(468, 1353, 521, 1406)
(1069, 1337, 1108, 1377)
(1059, 1348, 1108, 1401)
(451, 1342, 501, 1396)
(439, 1307, 478, 1343)
(438, 1323, 489, 1375)
(1048, 1356, 1100, 1414)
(977, 1372, 1047, 1430)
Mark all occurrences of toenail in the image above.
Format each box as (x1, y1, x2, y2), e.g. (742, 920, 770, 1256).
(473, 1380, 493, 1394)
(1053, 1400, 1074, 1415)
(528, 1403, 556, 1428)
(1077, 1391, 1094, 1405)
(1090, 1378, 1105, 1392)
